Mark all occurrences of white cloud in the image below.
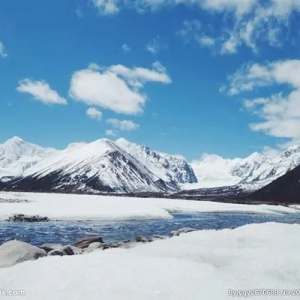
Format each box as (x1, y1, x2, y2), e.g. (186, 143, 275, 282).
(178, 20, 218, 50)
(90, 1, 299, 54)
(109, 61, 171, 86)
(17, 79, 67, 105)
(105, 129, 118, 136)
(225, 59, 300, 146)
(122, 44, 131, 52)
(262, 146, 281, 157)
(69, 62, 171, 115)
(0, 42, 7, 58)
(107, 118, 139, 131)
(75, 6, 83, 18)
(86, 107, 102, 120)
(221, 35, 239, 54)
(201, 0, 258, 15)
(92, 0, 119, 15)
(198, 36, 215, 47)
(146, 36, 167, 54)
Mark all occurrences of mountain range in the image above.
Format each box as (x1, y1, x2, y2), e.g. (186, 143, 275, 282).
(0, 136, 300, 194)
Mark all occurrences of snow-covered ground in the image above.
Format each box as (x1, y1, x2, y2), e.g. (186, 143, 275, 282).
(0, 192, 299, 222)
(0, 222, 299, 299)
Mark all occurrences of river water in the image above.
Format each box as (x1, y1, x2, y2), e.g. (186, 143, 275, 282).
(0, 212, 299, 246)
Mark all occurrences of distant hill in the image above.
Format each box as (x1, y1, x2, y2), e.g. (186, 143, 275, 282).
(249, 164, 300, 204)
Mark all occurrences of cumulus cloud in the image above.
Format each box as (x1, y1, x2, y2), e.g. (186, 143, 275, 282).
(0, 42, 7, 58)
(69, 62, 170, 115)
(225, 59, 300, 146)
(107, 118, 139, 131)
(86, 107, 102, 120)
(17, 79, 67, 105)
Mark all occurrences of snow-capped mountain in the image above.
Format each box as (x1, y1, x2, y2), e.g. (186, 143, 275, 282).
(115, 138, 197, 185)
(11, 139, 175, 193)
(2, 135, 300, 195)
(187, 146, 300, 191)
(0, 137, 58, 181)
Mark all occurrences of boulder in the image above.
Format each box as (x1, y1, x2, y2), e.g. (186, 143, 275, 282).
(47, 250, 64, 256)
(83, 242, 103, 253)
(0, 240, 47, 268)
(47, 245, 75, 256)
(40, 243, 63, 253)
(70, 246, 83, 255)
(170, 228, 197, 237)
(74, 236, 103, 249)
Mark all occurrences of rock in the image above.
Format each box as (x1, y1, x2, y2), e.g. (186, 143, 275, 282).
(136, 236, 151, 243)
(48, 245, 75, 256)
(47, 250, 64, 256)
(118, 241, 139, 249)
(83, 242, 103, 253)
(40, 243, 63, 253)
(170, 228, 197, 237)
(6, 214, 49, 222)
(74, 236, 103, 249)
(0, 240, 47, 268)
(152, 235, 168, 240)
(69, 246, 83, 255)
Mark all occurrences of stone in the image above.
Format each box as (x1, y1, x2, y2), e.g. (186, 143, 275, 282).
(47, 250, 64, 256)
(136, 236, 150, 243)
(74, 236, 103, 249)
(0, 240, 47, 268)
(47, 245, 75, 256)
(83, 242, 103, 253)
(152, 235, 168, 240)
(170, 228, 197, 237)
(69, 246, 83, 255)
(118, 241, 139, 249)
(40, 243, 63, 253)
(6, 214, 49, 222)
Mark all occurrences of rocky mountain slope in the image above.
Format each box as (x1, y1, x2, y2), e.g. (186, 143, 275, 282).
(187, 146, 300, 191)
(9, 139, 176, 193)
(116, 138, 197, 184)
(249, 164, 300, 204)
(1, 136, 300, 195)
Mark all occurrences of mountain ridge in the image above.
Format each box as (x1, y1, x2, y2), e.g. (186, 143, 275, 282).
(1, 136, 300, 195)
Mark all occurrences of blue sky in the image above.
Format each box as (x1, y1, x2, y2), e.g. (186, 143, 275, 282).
(1, 0, 300, 160)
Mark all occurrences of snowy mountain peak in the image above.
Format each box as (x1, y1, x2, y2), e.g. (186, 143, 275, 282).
(115, 138, 197, 184)
(17, 138, 173, 193)
(3, 136, 24, 144)
(0, 137, 58, 179)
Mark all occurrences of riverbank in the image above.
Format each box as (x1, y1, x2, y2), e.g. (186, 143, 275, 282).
(0, 222, 299, 299)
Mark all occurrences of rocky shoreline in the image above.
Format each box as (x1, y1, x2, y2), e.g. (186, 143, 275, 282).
(0, 228, 197, 268)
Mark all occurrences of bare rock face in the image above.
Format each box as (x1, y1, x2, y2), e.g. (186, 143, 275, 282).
(0, 240, 47, 268)
(74, 236, 103, 249)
